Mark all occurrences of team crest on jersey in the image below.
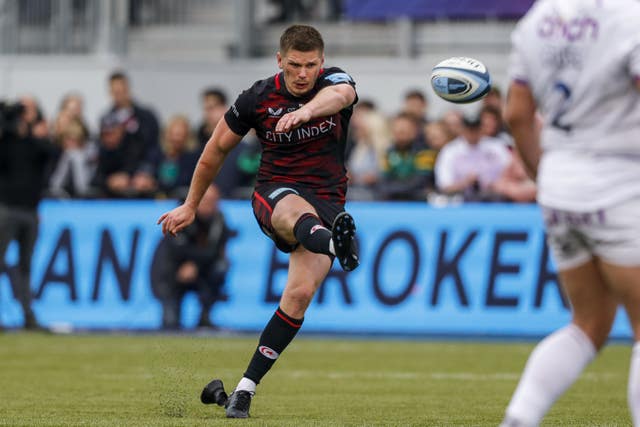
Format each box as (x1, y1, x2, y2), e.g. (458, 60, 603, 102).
(268, 107, 283, 117)
(259, 346, 279, 360)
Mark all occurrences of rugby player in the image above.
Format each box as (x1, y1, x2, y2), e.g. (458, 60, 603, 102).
(157, 24, 359, 418)
(500, 1, 640, 425)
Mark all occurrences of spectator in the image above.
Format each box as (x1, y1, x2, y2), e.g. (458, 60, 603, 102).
(402, 89, 429, 147)
(441, 109, 465, 138)
(196, 87, 228, 149)
(155, 115, 200, 199)
(229, 134, 261, 198)
(95, 71, 161, 197)
(482, 86, 504, 111)
(379, 112, 436, 200)
(345, 99, 378, 158)
(93, 113, 136, 197)
(480, 105, 513, 147)
(346, 108, 390, 200)
(0, 98, 55, 330)
(490, 150, 537, 203)
(53, 93, 91, 142)
(353, 98, 376, 113)
(435, 116, 511, 201)
(48, 119, 97, 198)
(195, 88, 260, 199)
(212, 130, 261, 200)
(424, 119, 455, 151)
(154, 184, 232, 330)
(18, 95, 49, 139)
(402, 89, 429, 125)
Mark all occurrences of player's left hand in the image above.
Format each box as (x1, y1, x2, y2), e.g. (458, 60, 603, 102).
(275, 107, 312, 133)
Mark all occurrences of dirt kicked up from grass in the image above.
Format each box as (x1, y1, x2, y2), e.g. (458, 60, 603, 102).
(0, 332, 633, 426)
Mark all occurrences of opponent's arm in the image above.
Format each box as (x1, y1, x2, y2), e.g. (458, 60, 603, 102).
(157, 117, 242, 236)
(503, 82, 541, 180)
(276, 84, 356, 133)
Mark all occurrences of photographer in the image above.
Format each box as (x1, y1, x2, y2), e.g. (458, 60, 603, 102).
(153, 184, 233, 330)
(0, 98, 56, 330)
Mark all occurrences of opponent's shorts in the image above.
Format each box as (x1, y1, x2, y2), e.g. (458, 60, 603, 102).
(542, 197, 640, 271)
(251, 183, 344, 253)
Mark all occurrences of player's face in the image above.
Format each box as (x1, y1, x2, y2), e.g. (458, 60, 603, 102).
(277, 49, 324, 97)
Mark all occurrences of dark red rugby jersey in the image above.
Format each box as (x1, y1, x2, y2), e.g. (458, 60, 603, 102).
(224, 66, 357, 204)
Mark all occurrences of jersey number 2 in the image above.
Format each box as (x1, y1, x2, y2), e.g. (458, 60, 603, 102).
(550, 81, 572, 132)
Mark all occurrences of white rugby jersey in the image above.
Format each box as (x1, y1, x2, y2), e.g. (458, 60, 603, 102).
(509, 0, 640, 210)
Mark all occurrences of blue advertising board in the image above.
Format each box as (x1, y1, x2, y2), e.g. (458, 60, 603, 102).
(0, 200, 632, 339)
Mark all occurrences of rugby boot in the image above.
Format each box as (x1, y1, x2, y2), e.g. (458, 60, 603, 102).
(225, 390, 253, 418)
(332, 211, 359, 271)
(200, 379, 228, 406)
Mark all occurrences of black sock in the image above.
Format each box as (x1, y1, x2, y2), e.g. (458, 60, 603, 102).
(243, 307, 304, 384)
(293, 213, 332, 256)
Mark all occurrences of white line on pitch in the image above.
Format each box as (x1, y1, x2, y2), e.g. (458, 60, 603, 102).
(282, 371, 620, 381)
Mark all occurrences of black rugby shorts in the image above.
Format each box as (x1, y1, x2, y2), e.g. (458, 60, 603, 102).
(251, 183, 344, 253)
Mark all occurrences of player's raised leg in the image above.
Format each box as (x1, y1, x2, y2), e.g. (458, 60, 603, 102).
(502, 260, 618, 427)
(224, 246, 332, 418)
(274, 194, 334, 257)
(274, 193, 359, 272)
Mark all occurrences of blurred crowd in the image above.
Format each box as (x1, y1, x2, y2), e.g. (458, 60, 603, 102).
(12, 70, 536, 205)
(347, 87, 535, 204)
(2, 72, 537, 330)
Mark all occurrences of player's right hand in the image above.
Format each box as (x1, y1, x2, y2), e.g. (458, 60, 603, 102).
(275, 106, 312, 133)
(157, 204, 196, 236)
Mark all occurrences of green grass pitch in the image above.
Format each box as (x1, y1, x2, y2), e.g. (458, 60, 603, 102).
(0, 332, 633, 426)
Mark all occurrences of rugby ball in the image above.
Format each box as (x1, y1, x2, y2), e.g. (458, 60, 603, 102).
(430, 57, 491, 104)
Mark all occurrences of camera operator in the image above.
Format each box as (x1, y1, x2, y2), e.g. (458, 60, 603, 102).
(0, 98, 56, 330)
(153, 184, 234, 330)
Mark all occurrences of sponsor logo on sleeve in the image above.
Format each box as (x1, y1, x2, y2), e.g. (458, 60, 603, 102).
(324, 72, 353, 84)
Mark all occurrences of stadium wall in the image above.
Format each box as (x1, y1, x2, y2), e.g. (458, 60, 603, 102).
(0, 200, 633, 339)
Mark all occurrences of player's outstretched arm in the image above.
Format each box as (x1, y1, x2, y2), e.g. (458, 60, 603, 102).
(276, 84, 356, 133)
(157, 117, 243, 236)
(503, 82, 541, 180)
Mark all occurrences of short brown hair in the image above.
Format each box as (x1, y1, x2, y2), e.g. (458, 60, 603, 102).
(108, 70, 128, 84)
(279, 25, 324, 54)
